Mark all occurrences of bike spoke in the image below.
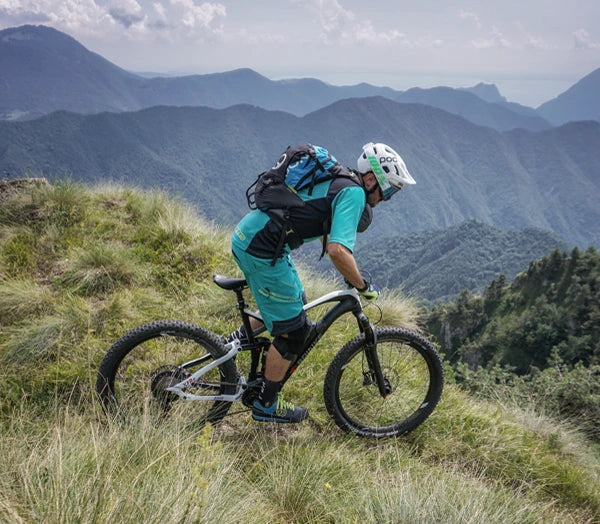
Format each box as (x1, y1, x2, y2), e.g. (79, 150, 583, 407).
(97, 321, 238, 427)
(325, 327, 443, 437)
(342, 343, 430, 427)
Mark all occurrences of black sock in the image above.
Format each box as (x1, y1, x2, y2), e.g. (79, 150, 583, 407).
(259, 379, 282, 407)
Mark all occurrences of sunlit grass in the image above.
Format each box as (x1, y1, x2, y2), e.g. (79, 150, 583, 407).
(0, 401, 595, 523)
(1, 180, 599, 523)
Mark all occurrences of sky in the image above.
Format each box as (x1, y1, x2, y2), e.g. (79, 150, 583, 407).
(1, 0, 600, 107)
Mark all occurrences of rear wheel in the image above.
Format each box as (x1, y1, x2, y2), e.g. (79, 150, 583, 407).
(324, 327, 444, 438)
(96, 320, 238, 427)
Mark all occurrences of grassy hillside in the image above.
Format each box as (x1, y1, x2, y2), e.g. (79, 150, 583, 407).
(1, 181, 599, 523)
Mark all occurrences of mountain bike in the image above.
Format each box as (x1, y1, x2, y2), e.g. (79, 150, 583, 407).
(96, 274, 444, 438)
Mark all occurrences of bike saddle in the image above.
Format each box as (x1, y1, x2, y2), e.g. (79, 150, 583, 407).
(213, 274, 247, 290)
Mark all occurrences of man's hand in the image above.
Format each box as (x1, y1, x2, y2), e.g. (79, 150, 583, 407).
(359, 283, 380, 303)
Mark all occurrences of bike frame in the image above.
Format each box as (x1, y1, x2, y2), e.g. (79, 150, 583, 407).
(166, 285, 387, 402)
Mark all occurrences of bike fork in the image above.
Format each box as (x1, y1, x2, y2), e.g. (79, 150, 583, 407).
(357, 313, 390, 398)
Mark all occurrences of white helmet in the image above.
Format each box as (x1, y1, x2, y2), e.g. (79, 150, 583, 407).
(357, 142, 415, 200)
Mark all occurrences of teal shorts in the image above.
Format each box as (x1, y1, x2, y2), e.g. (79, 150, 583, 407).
(231, 246, 307, 336)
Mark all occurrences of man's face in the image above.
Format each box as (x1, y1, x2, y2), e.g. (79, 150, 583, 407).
(364, 172, 384, 207)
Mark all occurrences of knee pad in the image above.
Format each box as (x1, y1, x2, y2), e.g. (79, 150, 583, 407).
(272, 324, 307, 361)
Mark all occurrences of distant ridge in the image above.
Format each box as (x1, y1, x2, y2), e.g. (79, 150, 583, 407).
(1, 23, 586, 131)
(0, 25, 396, 119)
(537, 68, 600, 125)
(355, 220, 569, 302)
(396, 87, 550, 131)
(0, 24, 142, 120)
(460, 83, 506, 103)
(1, 97, 598, 248)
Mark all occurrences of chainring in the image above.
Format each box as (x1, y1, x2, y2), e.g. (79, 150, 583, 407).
(241, 380, 262, 408)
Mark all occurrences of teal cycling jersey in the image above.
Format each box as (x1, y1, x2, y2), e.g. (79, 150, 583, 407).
(232, 177, 366, 260)
(329, 184, 366, 252)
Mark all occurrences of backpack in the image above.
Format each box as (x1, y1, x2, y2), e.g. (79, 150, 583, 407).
(245, 144, 363, 264)
(246, 143, 346, 213)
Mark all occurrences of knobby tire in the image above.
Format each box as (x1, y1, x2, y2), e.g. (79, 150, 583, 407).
(323, 327, 444, 438)
(96, 320, 238, 427)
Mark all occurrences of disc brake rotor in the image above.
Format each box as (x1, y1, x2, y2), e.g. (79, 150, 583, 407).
(150, 365, 191, 409)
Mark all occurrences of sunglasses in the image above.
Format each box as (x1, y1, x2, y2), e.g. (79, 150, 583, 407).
(380, 184, 401, 201)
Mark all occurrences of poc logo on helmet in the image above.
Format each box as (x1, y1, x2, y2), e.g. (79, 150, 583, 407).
(380, 156, 397, 163)
(368, 156, 383, 175)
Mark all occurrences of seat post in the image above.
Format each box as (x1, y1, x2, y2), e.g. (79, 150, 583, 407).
(234, 288, 255, 341)
(234, 288, 247, 310)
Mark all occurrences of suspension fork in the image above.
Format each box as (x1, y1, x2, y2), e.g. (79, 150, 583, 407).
(356, 312, 389, 398)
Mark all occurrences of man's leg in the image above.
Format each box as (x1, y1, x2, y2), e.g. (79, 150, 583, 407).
(230, 248, 308, 422)
(223, 316, 264, 344)
(264, 340, 292, 381)
(252, 326, 309, 423)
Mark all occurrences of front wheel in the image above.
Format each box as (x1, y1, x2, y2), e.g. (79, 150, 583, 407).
(324, 327, 444, 438)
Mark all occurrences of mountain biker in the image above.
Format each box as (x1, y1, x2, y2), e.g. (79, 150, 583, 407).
(229, 142, 415, 423)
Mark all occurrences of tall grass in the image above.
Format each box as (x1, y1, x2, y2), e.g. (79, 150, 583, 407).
(0, 278, 54, 322)
(1, 181, 599, 523)
(1, 399, 595, 523)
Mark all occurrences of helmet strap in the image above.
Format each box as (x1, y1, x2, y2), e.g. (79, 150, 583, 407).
(361, 171, 380, 196)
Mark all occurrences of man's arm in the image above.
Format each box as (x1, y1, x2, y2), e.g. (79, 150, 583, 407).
(326, 241, 368, 290)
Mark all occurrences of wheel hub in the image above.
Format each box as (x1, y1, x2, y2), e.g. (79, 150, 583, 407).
(150, 365, 190, 409)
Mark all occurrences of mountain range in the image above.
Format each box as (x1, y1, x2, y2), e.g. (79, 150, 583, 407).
(1, 97, 598, 249)
(2, 25, 598, 129)
(2, 23, 600, 303)
(538, 68, 600, 125)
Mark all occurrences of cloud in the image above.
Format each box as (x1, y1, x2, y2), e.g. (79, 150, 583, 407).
(574, 28, 600, 49)
(227, 28, 285, 45)
(0, 0, 57, 26)
(514, 22, 555, 50)
(108, 0, 144, 29)
(354, 20, 408, 45)
(524, 35, 554, 49)
(353, 22, 443, 48)
(460, 11, 482, 29)
(292, 0, 437, 48)
(470, 27, 511, 49)
(0, 0, 113, 34)
(169, 0, 225, 30)
(0, 0, 226, 39)
(293, 0, 354, 33)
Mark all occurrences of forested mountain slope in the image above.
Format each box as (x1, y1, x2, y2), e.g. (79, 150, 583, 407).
(427, 247, 600, 374)
(355, 220, 569, 302)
